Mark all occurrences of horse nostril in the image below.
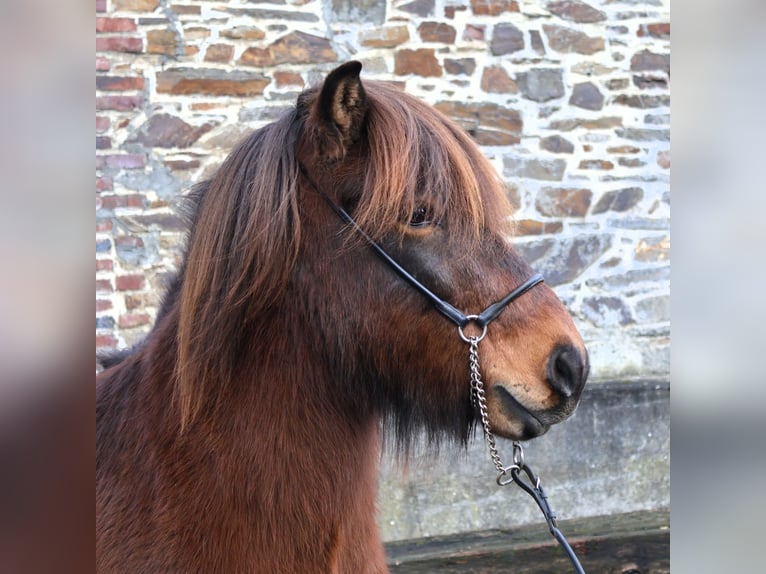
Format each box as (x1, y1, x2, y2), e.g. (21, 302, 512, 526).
(547, 345, 587, 399)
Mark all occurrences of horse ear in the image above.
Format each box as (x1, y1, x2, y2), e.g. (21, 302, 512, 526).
(314, 61, 367, 159)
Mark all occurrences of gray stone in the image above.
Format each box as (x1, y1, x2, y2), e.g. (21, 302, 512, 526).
(540, 135, 574, 154)
(635, 294, 670, 323)
(582, 295, 633, 327)
(543, 24, 604, 54)
(490, 23, 524, 55)
(592, 187, 643, 214)
(328, 0, 386, 24)
(516, 68, 565, 102)
(396, 0, 434, 17)
(504, 156, 567, 181)
(615, 128, 670, 141)
(569, 82, 604, 110)
(514, 233, 612, 285)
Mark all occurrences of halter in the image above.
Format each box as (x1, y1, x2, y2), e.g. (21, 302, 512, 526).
(300, 166, 586, 573)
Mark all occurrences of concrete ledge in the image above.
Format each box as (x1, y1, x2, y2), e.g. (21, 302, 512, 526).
(377, 379, 670, 541)
(386, 509, 670, 573)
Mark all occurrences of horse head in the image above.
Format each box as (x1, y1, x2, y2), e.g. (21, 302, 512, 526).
(290, 62, 588, 443)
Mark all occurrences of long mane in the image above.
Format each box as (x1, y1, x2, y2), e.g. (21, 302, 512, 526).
(174, 81, 514, 429)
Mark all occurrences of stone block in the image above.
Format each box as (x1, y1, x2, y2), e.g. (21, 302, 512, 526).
(490, 23, 524, 55)
(157, 68, 270, 96)
(543, 24, 604, 54)
(239, 31, 337, 67)
(394, 49, 442, 77)
(535, 187, 592, 217)
(569, 82, 604, 110)
(517, 68, 564, 102)
(546, 0, 606, 23)
(592, 187, 643, 214)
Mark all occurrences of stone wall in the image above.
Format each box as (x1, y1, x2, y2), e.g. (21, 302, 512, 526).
(95, 0, 670, 379)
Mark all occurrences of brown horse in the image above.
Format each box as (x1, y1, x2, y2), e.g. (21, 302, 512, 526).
(96, 61, 588, 573)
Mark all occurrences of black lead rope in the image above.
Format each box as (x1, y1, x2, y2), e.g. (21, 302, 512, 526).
(300, 165, 584, 573)
(510, 457, 586, 574)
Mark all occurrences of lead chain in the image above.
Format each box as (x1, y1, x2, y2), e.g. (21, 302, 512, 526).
(468, 336, 508, 480)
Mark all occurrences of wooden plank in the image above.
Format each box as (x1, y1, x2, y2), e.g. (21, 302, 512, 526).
(386, 509, 669, 573)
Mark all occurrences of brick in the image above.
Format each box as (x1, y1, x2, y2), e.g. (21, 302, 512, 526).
(96, 56, 111, 71)
(204, 44, 234, 63)
(96, 299, 113, 312)
(540, 135, 574, 154)
(130, 113, 213, 148)
(359, 26, 410, 48)
(481, 66, 517, 94)
(158, 68, 271, 97)
(96, 279, 113, 292)
(418, 22, 456, 44)
(592, 187, 643, 214)
(536, 187, 592, 217)
(394, 49, 442, 77)
(96, 259, 114, 272)
(578, 159, 614, 170)
(96, 334, 118, 349)
(96, 136, 112, 150)
(96, 95, 143, 111)
(274, 71, 304, 88)
(96, 18, 137, 33)
(96, 76, 145, 91)
(444, 58, 476, 76)
(239, 31, 337, 67)
(471, 0, 519, 16)
(463, 24, 485, 41)
(183, 27, 210, 40)
(220, 26, 266, 41)
(543, 24, 604, 55)
(96, 0, 106, 12)
(630, 50, 670, 74)
(547, 1, 606, 23)
(397, 0, 434, 17)
(147, 30, 176, 55)
(569, 82, 604, 110)
(657, 150, 670, 169)
(516, 220, 564, 235)
(96, 219, 113, 233)
(105, 155, 146, 169)
(171, 4, 201, 15)
(99, 194, 144, 210)
(118, 312, 151, 329)
(96, 177, 113, 191)
(116, 274, 146, 291)
(491, 23, 524, 55)
(112, 0, 160, 11)
(96, 116, 110, 133)
(638, 22, 670, 38)
(96, 37, 143, 53)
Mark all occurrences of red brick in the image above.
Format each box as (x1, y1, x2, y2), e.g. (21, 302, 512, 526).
(146, 30, 177, 55)
(96, 17, 137, 33)
(96, 279, 113, 293)
(96, 95, 143, 111)
(96, 334, 118, 349)
(96, 219, 113, 232)
(119, 312, 151, 328)
(96, 116, 110, 132)
(638, 22, 670, 38)
(116, 274, 146, 291)
(96, 76, 145, 91)
(99, 193, 144, 210)
(97, 177, 113, 191)
(96, 299, 113, 312)
(96, 56, 111, 71)
(96, 0, 106, 13)
(274, 71, 304, 88)
(104, 155, 145, 170)
(96, 259, 114, 272)
(96, 37, 143, 53)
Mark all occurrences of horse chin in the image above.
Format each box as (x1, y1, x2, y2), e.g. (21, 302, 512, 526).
(487, 384, 551, 441)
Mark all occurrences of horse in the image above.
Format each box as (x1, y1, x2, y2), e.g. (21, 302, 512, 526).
(96, 61, 588, 573)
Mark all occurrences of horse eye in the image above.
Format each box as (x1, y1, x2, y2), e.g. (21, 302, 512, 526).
(409, 206, 433, 228)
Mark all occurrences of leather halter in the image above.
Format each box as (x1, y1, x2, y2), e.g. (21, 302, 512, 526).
(299, 166, 544, 332)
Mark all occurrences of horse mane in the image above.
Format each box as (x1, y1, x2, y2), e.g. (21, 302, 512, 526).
(173, 81, 513, 430)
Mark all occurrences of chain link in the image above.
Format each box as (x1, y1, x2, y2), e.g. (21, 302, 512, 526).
(468, 336, 510, 479)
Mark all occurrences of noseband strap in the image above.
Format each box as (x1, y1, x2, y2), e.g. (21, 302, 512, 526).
(299, 165, 544, 330)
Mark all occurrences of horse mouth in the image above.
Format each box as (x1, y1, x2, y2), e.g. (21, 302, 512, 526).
(490, 385, 549, 440)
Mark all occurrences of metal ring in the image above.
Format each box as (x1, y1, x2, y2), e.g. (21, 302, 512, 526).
(458, 315, 488, 343)
(496, 465, 520, 486)
(512, 441, 525, 468)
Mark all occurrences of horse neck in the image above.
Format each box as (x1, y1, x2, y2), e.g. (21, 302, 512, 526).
(142, 305, 387, 570)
